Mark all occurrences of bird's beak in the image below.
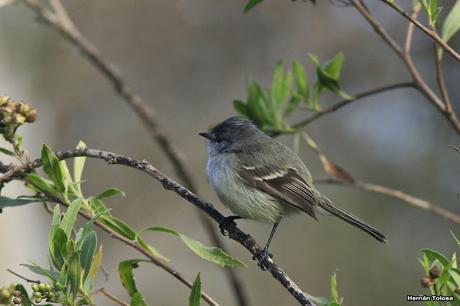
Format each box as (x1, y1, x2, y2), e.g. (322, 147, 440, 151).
(199, 132, 215, 141)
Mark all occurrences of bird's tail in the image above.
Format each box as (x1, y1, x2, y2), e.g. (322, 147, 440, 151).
(319, 197, 388, 244)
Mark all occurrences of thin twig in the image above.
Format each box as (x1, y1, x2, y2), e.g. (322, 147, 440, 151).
(404, 3, 421, 54)
(314, 178, 460, 225)
(7, 269, 40, 283)
(380, 0, 460, 62)
(351, 0, 460, 134)
(300, 134, 460, 225)
(449, 144, 460, 154)
(21, 1, 248, 304)
(41, 201, 220, 306)
(93, 288, 130, 306)
(290, 82, 415, 130)
(5, 148, 317, 306)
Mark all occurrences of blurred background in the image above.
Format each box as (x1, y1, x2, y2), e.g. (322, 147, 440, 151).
(0, 1, 459, 305)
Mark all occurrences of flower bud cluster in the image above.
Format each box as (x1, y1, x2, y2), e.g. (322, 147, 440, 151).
(0, 96, 37, 142)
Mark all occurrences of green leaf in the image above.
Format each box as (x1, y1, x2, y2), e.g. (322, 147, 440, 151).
(452, 231, 460, 248)
(330, 272, 340, 304)
(41, 144, 66, 193)
(283, 96, 301, 118)
(442, 1, 460, 42)
(67, 252, 81, 300)
(293, 61, 308, 99)
(80, 231, 97, 281)
(0, 196, 39, 209)
(136, 235, 169, 261)
(100, 215, 137, 240)
(324, 52, 344, 80)
(0, 147, 15, 156)
(420, 0, 442, 26)
(143, 227, 246, 267)
(244, 0, 264, 12)
(50, 228, 68, 270)
(233, 100, 250, 117)
(246, 81, 271, 128)
(189, 273, 201, 306)
(26, 173, 61, 200)
(73, 141, 87, 195)
(119, 259, 148, 306)
(422, 248, 450, 267)
(21, 263, 59, 283)
(96, 187, 125, 200)
(60, 198, 82, 238)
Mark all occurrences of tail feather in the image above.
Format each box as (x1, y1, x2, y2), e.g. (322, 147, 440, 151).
(319, 198, 388, 244)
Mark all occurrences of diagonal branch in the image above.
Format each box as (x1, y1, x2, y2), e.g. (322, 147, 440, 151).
(39, 196, 219, 306)
(379, 0, 460, 62)
(300, 133, 460, 225)
(290, 82, 416, 129)
(350, 0, 460, 135)
(21, 1, 248, 304)
(3, 148, 317, 306)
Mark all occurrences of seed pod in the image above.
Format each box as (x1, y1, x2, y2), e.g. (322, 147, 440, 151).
(32, 284, 39, 292)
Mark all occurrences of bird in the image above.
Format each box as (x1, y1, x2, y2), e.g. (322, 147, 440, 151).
(199, 116, 387, 268)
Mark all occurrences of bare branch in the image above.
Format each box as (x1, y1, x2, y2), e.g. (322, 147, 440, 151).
(93, 288, 130, 306)
(20, 1, 247, 304)
(351, 0, 460, 134)
(380, 0, 460, 62)
(315, 178, 460, 225)
(7, 269, 40, 283)
(404, 3, 421, 54)
(290, 82, 415, 129)
(299, 133, 460, 226)
(6, 148, 317, 306)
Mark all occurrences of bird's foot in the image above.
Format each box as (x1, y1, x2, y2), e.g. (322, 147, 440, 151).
(252, 249, 273, 271)
(219, 216, 242, 236)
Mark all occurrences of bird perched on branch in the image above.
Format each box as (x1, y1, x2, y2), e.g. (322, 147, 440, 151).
(200, 117, 387, 269)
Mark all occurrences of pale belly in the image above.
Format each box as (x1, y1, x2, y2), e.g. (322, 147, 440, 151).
(207, 156, 298, 223)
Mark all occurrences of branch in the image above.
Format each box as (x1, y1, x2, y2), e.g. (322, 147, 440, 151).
(21, 1, 247, 304)
(314, 178, 460, 225)
(7, 269, 40, 283)
(351, 0, 460, 135)
(5, 148, 317, 306)
(299, 133, 460, 225)
(40, 201, 219, 306)
(380, 0, 460, 63)
(404, 3, 421, 54)
(93, 288, 130, 306)
(290, 82, 416, 129)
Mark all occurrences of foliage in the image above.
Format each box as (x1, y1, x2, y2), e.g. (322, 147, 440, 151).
(233, 53, 350, 134)
(418, 232, 460, 306)
(0, 116, 244, 305)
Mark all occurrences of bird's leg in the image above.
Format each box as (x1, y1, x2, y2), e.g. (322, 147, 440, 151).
(253, 221, 279, 271)
(219, 215, 242, 236)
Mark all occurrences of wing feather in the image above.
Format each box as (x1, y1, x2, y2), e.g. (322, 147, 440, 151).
(237, 165, 319, 219)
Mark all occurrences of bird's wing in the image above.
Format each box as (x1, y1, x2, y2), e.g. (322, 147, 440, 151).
(237, 165, 319, 219)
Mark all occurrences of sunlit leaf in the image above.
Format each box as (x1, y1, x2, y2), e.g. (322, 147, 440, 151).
(143, 227, 246, 267)
(73, 141, 87, 195)
(89, 245, 103, 279)
(60, 198, 82, 238)
(442, 1, 460, 42)
(96, 187, 125, 200)
(119, 259, 148, 306)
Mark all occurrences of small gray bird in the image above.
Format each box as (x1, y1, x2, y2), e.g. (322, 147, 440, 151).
(199, 117, 387, 267)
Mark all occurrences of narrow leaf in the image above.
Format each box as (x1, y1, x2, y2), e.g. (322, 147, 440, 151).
(73, 141, 87, 195)
(96, 187, 125, 200)
(60, 198, 82, 238)
(119, 259, 148, 306)
(0, 196, 39, 209)
(442, 1, 460, 42)
(244, 0, 264, 12)
(143, 227, 245, 267)
(189, 273, 201, 306)
(80, 231, 97, 281)
(67, 252, 81, 300)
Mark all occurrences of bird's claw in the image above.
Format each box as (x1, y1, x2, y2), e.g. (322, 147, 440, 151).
(252, 249, 273, 271)
(219, 216, 241, 236)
